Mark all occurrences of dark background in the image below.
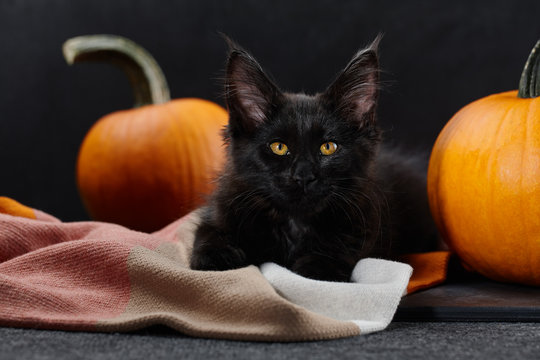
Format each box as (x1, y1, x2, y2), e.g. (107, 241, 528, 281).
(1, 0, 539, 222)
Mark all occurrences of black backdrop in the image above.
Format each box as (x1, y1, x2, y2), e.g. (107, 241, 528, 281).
(1, 0, 539, 222)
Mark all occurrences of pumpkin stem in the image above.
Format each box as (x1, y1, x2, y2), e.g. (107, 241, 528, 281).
(518, 39, 540, 99)
(63, 35, 171, 107)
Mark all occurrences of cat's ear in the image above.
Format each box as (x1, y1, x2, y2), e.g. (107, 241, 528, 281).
(224, 38, 283, 133)
(322, 35, 381, 127)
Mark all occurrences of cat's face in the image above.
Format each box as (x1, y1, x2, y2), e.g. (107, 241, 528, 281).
(223, 37, 381, 216)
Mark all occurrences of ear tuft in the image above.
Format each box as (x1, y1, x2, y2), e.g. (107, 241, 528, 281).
(322, 35, 382, 127)
(224, 37, 282, 133)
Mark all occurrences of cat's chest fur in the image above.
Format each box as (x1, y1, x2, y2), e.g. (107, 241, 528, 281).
(234, 209, 319, 266)
(272, 217, 314, 264)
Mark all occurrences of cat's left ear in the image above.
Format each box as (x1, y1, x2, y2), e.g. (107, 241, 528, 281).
(322, 35, 381, 127)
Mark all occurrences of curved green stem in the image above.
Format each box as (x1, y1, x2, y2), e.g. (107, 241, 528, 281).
(63, 35, 170, 107)
(518, 39, 540, 99)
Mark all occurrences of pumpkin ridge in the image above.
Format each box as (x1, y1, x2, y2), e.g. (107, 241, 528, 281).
(525, 99, 540, 284)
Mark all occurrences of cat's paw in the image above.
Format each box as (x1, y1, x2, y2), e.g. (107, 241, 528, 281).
(292, 256, 352, 282)
(190, 245, 247, 271)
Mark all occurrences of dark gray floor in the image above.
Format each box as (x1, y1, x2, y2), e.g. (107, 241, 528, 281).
(2, 322, 539, 360)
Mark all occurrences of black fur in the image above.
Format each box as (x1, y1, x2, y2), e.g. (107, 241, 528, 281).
(190, 37, 438, 281)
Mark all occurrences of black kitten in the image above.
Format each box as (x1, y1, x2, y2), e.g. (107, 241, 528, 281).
(190, 37, 438, 281)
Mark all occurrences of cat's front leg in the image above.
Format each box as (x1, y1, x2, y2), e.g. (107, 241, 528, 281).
(190, 222, 247, 271)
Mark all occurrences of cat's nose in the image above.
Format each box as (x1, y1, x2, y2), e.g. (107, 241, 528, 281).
(292, 161, 318, 192)
(293, 174, 316, 187)
(292, 170, 317, 192)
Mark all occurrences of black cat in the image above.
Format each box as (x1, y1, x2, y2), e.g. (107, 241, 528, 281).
(190, 36, 438, 281)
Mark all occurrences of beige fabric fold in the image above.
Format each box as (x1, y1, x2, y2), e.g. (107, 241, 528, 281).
(97, 212, 361, 341)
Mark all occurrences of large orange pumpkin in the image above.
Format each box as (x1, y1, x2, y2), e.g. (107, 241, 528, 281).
(427, 39, 540, 286)
(63, 35, 228, 232)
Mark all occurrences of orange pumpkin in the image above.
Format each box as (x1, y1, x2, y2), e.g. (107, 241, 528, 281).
(427, 39, 540, 286)
(63, 35, 228, 232)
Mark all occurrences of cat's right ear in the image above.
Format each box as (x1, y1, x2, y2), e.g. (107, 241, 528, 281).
(224, 38, 283, 133)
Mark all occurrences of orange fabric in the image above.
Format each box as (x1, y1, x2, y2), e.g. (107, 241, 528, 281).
(401, 251, 451, 294)
(0, 197, 36, 219)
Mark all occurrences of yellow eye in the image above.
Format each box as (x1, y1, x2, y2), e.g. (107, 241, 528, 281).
(270, 142, 289, 156)
(320, 142, 338, 155)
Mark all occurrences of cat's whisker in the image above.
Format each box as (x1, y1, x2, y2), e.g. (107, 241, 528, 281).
(228, 188, 266, 213)
(328, 189, 369, 243)
(330, 182, 390, 252)
(232, 190, 273, 231)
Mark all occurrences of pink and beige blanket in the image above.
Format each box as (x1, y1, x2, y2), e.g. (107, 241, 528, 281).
(0, 197, 450, 341)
